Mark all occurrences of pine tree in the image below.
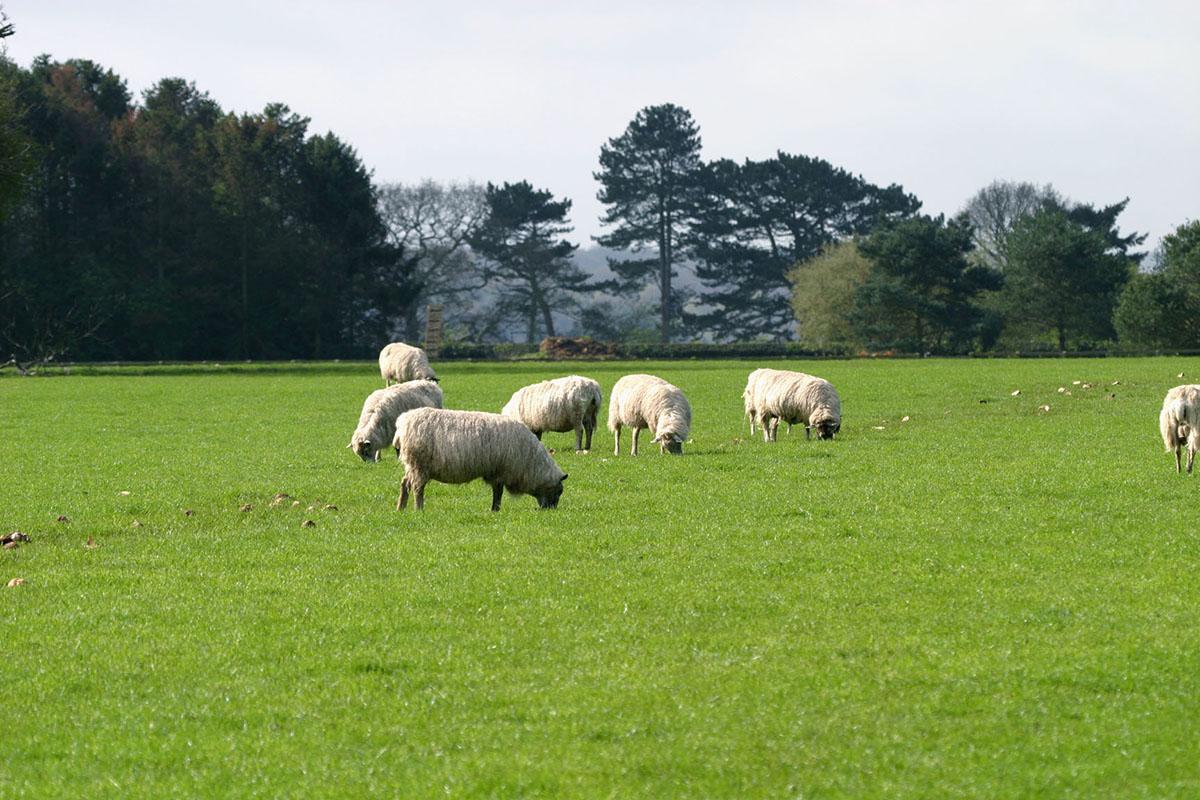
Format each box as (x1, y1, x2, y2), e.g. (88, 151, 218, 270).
(594, 103, 702, 342)
(691, 152, 920, 340)
(470, 181, 590, 344)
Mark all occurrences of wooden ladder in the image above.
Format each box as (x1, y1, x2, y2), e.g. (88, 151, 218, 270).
(423, 304, 444, 357)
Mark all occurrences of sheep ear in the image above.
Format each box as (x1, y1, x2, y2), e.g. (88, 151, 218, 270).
(346, 443, 353, 448)
(561, 474, 568, 481)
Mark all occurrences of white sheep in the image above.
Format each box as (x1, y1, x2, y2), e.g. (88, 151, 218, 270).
(393, 407, 568, 511)
(501, 375, 602, 452)
(752, 369, 841, 442)
(607, 373, 692, 455)
(349, 380, 444, 462)
(1160, 384, 1200, 473)
(378, 341, 438, 386)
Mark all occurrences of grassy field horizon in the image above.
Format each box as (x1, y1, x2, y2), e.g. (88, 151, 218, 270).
(2, 357, 1198, 797)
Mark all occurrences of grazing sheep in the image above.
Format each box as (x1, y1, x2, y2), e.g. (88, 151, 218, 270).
(378, 341, 438, 386)
(752, 369, 841, 442)
(1160, 384, 1200, 473)
(393, 407, 567, 511)
(743, 368, 802, 436)
(608, 374, 692, 455)
(349, 380, 444, 462)
(501, 375, 602, 452)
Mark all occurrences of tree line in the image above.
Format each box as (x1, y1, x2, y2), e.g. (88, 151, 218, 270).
(0, 36, 1193, 363)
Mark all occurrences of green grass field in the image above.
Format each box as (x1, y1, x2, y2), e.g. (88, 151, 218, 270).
(2, 357, 1199, 798)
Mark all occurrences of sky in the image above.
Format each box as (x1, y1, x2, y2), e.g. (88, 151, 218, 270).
(4, 0, 1197, 250)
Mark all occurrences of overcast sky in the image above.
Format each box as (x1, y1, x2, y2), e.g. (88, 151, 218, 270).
(5, 1, 1197, 250)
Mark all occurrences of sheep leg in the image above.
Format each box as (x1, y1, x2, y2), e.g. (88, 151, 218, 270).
(397, 476, 410, 511)
(1189, 447, 1195, 475)
(613, 425, 621, 456)
(632, 427, 641, 456)
(761, 416, 772, 443)
(414, 480, 426, 510)
(491, 482, 503, 512)
(584, 422, 594, 451)
(749, 414, 756, 435)
(574, 425, 584, 452)
(805, 425, 811, 441)
(1177, 446, 1183, 474)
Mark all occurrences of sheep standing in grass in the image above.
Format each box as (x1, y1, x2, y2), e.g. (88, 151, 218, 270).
(744, 368, 799, 435)
(1160, 384, 1200, 473)
(349, 380, 444, 462)
(501, 375, 602, 452)
(393, 407, 567, 511)
(608, 374, 692, 455)
(378, 342, 438, 386)
(752, 370, 841, 442)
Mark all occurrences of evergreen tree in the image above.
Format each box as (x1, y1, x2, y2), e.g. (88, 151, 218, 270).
(1115, 220, 1200, 347)
(594, 103, 702, 342)
(470, 181, 589, 344)
(1001, 207, 1131, 349)
(852, 214, 1001, 351)
(691, 152, 920, 340)
(0, 56, 414, 364)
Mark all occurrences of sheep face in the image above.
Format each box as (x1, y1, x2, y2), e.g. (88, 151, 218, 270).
(534, 475, 567, 509)
(811, 420, 840, 440)
(351, 438, 381, 462)
(654, 433, 684, 455)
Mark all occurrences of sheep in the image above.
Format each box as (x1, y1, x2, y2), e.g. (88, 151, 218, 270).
(607, 373, 692, 455)
(348, 380, 444, 462)
(752, 369, 841, 442)
(378, 341, 438, 386)
(393, 407, 567, 511)
(501, 375, 602, 452)
(743, 368, 791, 435)
(1160, 384, 1200, 473)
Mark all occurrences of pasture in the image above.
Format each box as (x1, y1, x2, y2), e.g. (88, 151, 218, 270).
(1, 357, 1199, 798)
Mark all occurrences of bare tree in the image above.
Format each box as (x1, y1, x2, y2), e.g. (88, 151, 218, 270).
(0, 291, 109, 374)
(962, 180, 1061, 270)
(0, 6, 13, 40)
(377, 180, 488, 341)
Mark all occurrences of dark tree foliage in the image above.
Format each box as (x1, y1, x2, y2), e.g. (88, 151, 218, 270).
(1046, 196, 1147, 262)
(594, 103, 703, 342)
(469, 181, 591, 344)
(1001, 207, 1131, 350)
(852, 214, 1002, 352)
(0, 57, 410, 364)
(1113, 273, 1194, 348)
(0, 56, 32, 220)
(1115, 220, 1200, 348)
(0, 8, 27, 218)
(691, 152, 921, 341)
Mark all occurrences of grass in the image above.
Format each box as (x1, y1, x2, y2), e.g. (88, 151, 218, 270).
(1, 357, 1199, 798)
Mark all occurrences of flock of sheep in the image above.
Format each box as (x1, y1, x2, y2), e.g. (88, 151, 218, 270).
(353, 342, 1198, 510)
(349, 342, 844, 511)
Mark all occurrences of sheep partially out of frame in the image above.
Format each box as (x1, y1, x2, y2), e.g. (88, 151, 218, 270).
(1160, 384, 1200, 474)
